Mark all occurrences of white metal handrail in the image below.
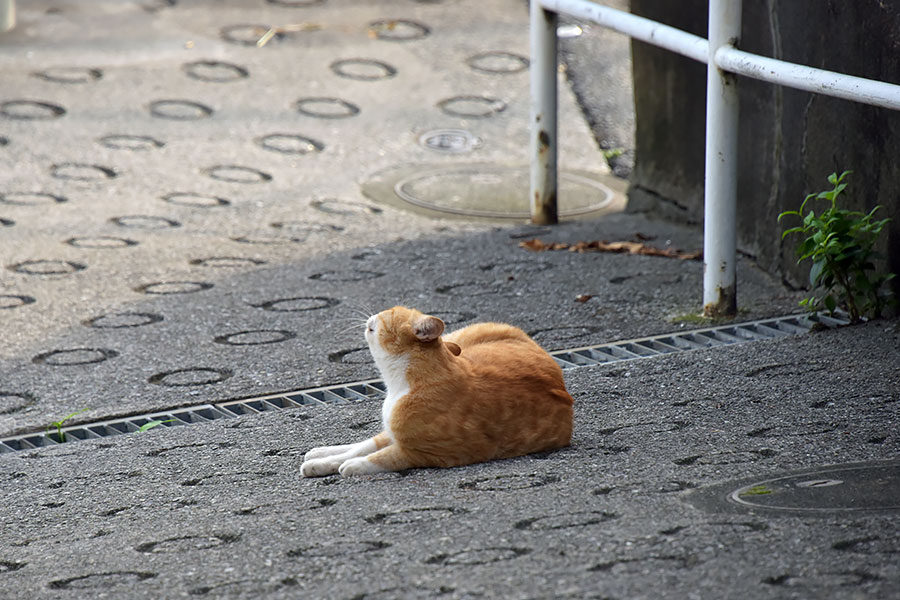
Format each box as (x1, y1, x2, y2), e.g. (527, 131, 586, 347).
(531, 0, 900, 316)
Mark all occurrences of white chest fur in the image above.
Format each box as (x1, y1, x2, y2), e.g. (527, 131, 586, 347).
(365, 323, 411, 441)
(376, 354, 410, 440)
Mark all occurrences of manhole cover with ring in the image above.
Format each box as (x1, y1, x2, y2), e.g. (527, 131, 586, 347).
(691, 460, 900, 515)
(362, 163, 625, 222)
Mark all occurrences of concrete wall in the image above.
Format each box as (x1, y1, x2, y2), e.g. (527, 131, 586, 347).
(628, 0, 900, 297)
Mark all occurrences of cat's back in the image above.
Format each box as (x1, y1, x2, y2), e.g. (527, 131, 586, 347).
(443, 321, 538, 352)
(444, 321, 566, 386)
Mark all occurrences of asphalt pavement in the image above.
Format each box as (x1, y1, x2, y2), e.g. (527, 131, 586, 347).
(1, 1, 898, 599)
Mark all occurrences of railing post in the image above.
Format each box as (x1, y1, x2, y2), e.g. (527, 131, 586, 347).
(0, 0, 15, 33)
(530, 0, 559, 225)
(702, 0, 742, 317)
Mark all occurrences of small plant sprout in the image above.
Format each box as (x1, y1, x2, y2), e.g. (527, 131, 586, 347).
(778, 171, 896, 322)
(739, 485, 773, 497)
(138, 419, 177, 433)
(46, 409, 89, 443)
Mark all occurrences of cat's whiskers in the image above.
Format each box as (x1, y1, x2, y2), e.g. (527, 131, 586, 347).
(335, 319, 368, 337)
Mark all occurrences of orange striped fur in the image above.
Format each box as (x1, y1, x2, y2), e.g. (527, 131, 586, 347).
(301, 306, 573, 477)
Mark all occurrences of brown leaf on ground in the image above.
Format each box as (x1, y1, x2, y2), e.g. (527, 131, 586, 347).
(575, 294, 593, 303)
(519, 238, 569, 251)
(519, 238, 702, 260)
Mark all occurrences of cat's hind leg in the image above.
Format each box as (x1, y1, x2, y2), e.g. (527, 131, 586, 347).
(301, 433, 390, 477)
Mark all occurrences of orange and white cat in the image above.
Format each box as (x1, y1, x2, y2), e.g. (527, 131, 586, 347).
(301, 306, 573, 477)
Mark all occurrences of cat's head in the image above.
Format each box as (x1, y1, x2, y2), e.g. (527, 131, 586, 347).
(366, 306, 461, 364)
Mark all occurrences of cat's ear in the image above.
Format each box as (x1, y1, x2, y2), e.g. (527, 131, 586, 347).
(445, 341, 461, 356)
(413, 316, 444, 342)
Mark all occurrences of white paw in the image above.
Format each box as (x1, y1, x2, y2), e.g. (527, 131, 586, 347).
(304, 444, 351, 461)
(300, 457, 342, 478)
(338, 457, 386, 478)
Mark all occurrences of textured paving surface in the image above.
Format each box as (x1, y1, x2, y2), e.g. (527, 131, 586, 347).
(1, 0, 622, 435)
(1, 1, 899, 599)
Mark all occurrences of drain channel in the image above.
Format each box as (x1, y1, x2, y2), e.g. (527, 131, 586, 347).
(0, 313, 848, 454)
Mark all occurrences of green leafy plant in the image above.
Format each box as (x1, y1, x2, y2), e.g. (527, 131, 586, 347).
(46, 409, 89, 443)
(138, 419, 176, 433)
(778, 171, 895, 322)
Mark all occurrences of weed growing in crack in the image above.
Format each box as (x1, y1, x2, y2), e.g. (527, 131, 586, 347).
(138, 419, 177, 433)
(46, 409, 89, 443)
(779, 171, 895, 322)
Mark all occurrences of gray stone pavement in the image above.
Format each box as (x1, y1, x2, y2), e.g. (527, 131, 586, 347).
(1, 1, 899, 598)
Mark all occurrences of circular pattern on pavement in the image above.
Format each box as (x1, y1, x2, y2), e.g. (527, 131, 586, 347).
(97, 134, 165, 150)
(269, 222, 344, 238)
(51, 163, 117, 181)
(9, 260, 86, 276)
(1, 192, 67, 206)
(0, 100, 66, 120)
(266, 0, 325, 5)
(425, 547, 531, 566)
(308, 269, 384, 282)
(220, 24, 276, 46)
(148, 368, 233, 387)
(149, 99, 213, 120)
(295, 97, 360, 119)
(0, 295, 35, 309)
(214, 330, 296, 346)
(189, 256, 266, 268)
(458, 473, 560, 491)
(84, 312, 164, 329)
(368, 19, 430, 41)
(135, 281, 213, 295)
(32, 348, 118, 366)
(0, 391, 36, 415)
(110, 215, 181, 229)
(327, 347, 372, 365)
(256, 133, 324, 155)
(65, 237, 138, 249)
(182, 60, 249, 82)
(162, 192, 230, 208)
(48, 572, 156, 590)
(437, 95, 506, 118)
(330, 58, 397, 81)
(467, 51, 529, 74)
(33, 67, 103, 84)
(252, 296, 339, 312)
(204, 165, 272, 184)
(310, 199, 381, 216)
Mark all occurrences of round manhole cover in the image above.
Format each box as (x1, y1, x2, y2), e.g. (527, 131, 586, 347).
(730, 462, 900, 513)
(693, 461, 900, 515)
(362, 164, 624, 221)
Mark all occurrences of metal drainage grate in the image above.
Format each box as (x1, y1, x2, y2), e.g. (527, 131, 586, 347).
(0, 380, 386, 455)
(0, 313, 847, 454)
(549, 312, 848, 369)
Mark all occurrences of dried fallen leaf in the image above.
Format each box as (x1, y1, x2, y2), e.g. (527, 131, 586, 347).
(519, 238, 569, 252)
(257, 22, 321, 47)
(520, 238, 701, 260)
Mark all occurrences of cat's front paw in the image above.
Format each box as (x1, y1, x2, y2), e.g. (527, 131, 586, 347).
(300, 457, 342, 478)
(338, 457, 386, 478)
(304, 444, 349, 461)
